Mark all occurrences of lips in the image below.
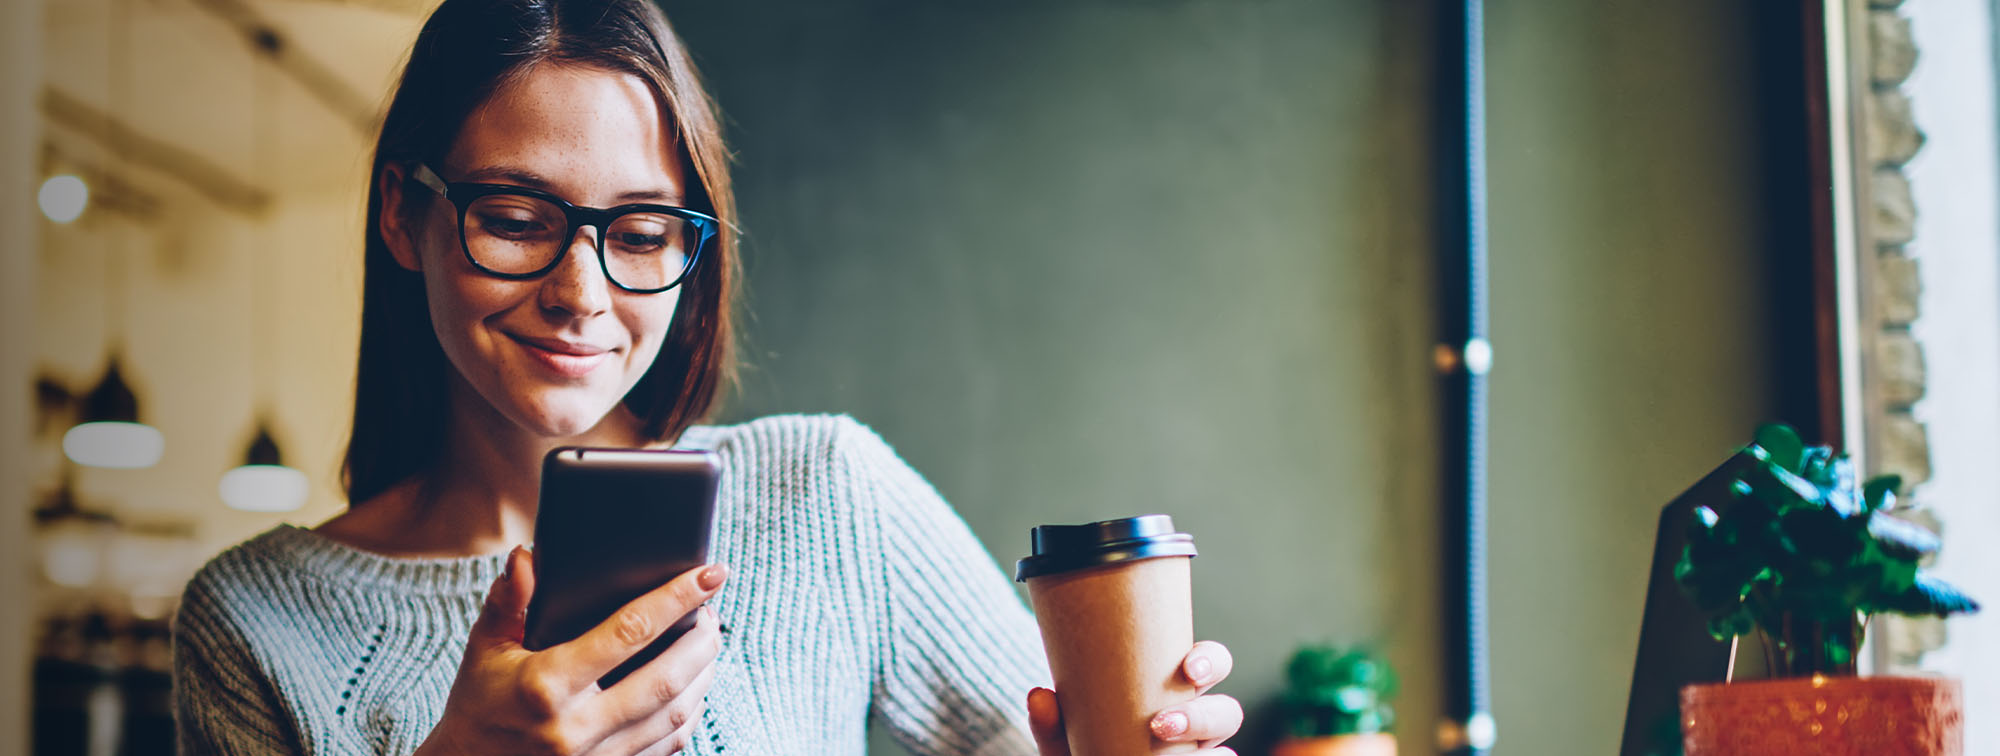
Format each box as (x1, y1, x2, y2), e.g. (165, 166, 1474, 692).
(508, 333, 615, 378)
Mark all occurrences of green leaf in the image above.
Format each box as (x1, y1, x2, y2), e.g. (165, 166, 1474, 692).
(1351, 710, 1387, 735)
(1740, 461, 1823, 512)
(1882, 575, 1982, 617)
(1776, 506, 1863, 564)
(1672, 424, 1982, 661)
(1346, 658, 1383, 688)
(1866, 513, 1940, 562)
(1862, 475, 1902, 513)
(1693, 505, 1720, 529)
(1707, 605, 1756, 640)
(1826, 636, 1853, 667)
(1753, 424, 1806, 474)
(1334, 686, 1376, 714)
(1280, 643, 1397, 735)
(1877, 557, 1918, 596)
(1831, 457, 1857, 494)
(1800, 446, 1836, 488)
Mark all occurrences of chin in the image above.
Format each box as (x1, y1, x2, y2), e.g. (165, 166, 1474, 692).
(508, 391, 621, 439)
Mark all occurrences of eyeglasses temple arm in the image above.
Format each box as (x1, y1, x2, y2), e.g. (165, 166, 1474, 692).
(410, 163, 450, 198)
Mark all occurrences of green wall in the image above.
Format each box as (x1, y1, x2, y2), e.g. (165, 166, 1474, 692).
(1485, 1, 1776, 753)
(1496, 2, 1776, 752)
(668, 1, 1776, 754)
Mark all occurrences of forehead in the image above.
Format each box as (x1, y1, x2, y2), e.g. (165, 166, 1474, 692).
(444, 63, 683, 194)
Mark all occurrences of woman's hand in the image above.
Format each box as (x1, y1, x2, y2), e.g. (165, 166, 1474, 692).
(1025, 641, 1243, 756)
(415, 546, 728, 756)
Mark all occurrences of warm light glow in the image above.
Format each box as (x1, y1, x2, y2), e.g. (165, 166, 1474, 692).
(40, 523, 107, 588)
(39, 175, 89, 224)
(130, 596, 176, 621)
(107, 531, 200, 610)
(220, 464, 310, 512)
(63, 421, 165, 469)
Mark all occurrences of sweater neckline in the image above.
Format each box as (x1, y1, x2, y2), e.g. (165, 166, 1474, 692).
(258, 524, 508, 595)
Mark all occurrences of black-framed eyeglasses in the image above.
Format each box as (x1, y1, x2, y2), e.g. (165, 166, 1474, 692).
(410, 163, 720, 294)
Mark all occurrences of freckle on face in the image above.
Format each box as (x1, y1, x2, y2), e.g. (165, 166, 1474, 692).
(418, 63, 689, 438)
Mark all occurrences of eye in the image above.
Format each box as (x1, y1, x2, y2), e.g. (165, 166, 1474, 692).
(467, 195, 562, 242)
(606, 214, 684, 255)
(610, 231, 669, 252)
(477, 213, 551, 239)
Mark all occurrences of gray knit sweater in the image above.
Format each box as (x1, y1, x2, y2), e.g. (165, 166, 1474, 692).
(172, 414, 1050, 756)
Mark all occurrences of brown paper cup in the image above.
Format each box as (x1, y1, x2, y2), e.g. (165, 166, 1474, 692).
(1027, 555, 1200, 756)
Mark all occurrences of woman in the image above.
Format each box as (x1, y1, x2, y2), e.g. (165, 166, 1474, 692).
(170, 0, 1242, 753)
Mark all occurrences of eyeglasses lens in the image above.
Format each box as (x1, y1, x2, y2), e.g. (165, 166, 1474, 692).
(464, 194, 694, 290)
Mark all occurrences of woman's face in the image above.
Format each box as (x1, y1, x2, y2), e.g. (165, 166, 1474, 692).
(383, 64, 686, 438)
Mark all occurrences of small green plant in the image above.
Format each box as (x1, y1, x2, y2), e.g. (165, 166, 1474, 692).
(1674, 424, 1980, 677)
(1278, 643, 1396, 738)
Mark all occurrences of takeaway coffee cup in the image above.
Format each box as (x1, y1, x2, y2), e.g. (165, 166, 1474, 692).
(1016, 515, 1200, 756)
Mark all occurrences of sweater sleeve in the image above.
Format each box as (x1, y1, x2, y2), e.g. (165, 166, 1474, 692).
(839, 419, 1050, 756)
(172, 575, 304, 755)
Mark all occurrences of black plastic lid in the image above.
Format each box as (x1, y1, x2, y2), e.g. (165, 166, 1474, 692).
(1014, 514, 1197, 582)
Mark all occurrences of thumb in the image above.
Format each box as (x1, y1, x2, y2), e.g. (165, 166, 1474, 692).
(1027, 687, 1070, 756)
(470, 545, 534, 649)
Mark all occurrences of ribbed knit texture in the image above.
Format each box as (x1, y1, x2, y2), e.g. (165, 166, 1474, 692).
(172, 414, 1050, 756)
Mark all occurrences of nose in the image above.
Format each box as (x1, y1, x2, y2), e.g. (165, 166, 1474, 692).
(537, 225, 614, 318)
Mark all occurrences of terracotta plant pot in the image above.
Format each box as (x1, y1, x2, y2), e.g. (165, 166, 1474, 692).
(1681, 675, 1963, 755)
(1270, 733, 1397, 756)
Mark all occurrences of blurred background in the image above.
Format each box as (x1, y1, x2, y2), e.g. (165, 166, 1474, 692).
(1, 0, 1996, 755)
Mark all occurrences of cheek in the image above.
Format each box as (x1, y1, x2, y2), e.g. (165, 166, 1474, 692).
(418, 243, 525, 365)
(417, 219, 514, 319)
(443, 273, 518, 319)
(412, 202, 462, 270)
(623, 292, 682, 363)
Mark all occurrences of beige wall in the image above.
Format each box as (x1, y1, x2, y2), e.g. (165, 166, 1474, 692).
(33, 194, 365, 556)
(5, 0, 46, 749)
(27, 0, 413, 579)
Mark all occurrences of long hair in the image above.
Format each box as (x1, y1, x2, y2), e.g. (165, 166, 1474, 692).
(342, 0, 737, 505)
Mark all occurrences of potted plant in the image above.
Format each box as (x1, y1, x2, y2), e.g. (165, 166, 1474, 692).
(1272, 644, 1397, 756)
(1674, 424, 1980, 755)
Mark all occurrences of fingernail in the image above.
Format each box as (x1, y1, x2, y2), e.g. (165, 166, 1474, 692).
(501, 546, 522, 581)
(699, 564, 728, 591)
(1188, 656, 1212, 684)
(1151, 710, 1188, 739)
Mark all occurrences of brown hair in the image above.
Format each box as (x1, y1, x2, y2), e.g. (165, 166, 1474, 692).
(341, 0, 736, 504)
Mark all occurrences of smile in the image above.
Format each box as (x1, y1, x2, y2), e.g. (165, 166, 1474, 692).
(509, 334, 614, 378)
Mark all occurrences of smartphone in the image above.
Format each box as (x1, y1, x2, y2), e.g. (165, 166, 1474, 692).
(523, 447, 721, 688)
(1619, 449, 1752, 756)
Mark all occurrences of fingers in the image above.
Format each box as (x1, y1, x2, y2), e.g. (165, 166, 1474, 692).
(601, 607, 723, 722)
(596, 658, 714, 756)
(542, 563, 728, 695)
(1025, 687, 1070, 756)
(1149, 694, 1243, 748)
(626, 717, 698, 756)
(1180, 640, 1233, 694)
(468, 545, 535, 649)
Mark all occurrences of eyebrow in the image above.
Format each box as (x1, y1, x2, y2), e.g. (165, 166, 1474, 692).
(456, 165, 685, 204)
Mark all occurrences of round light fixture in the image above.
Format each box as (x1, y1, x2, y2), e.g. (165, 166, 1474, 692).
(220, 465, 310, 512)
(39, 175, 90, 224)
(63, 360, 164, 469)
(219, 423, 308, 512)
(34, 474, 118, 589)
(63, 421, 164, 469)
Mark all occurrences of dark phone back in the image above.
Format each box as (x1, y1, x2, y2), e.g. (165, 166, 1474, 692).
(1618, 450, 1755, 756)
(523, 447, 720, 687)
